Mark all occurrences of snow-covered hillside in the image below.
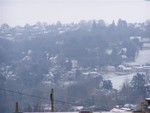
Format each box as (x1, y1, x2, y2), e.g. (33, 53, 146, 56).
(102, 73, 136, 90)
(105, 49, 150, 90)
(135, 49, 150, 64)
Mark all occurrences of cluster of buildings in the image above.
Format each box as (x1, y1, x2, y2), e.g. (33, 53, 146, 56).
(0, 23, 80, 41)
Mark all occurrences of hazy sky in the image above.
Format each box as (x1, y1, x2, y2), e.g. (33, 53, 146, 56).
(0, 0, 150, 26)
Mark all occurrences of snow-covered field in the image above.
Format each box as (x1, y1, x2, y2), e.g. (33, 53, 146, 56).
(135, 49, 150, 64)
(103, 49, 150, 90)
(102, 73, 136, 90)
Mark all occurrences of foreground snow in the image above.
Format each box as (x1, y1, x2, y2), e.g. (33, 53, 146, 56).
(110, 108, 132, 113)
(23, 111, 132, 113)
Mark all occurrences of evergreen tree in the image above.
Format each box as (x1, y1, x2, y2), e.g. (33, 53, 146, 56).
(119, 80, 133, 104)
(102, 80, 113, 90)
(131, 73, 146, 97)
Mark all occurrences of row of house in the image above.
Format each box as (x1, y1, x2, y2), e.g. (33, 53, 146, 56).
(100, 63, 150, 76)
(0, 23, 81, 41)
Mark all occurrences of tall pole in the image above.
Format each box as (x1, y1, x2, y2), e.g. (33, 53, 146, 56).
(15, 102, 19, 113)
(50, 88, 54, 112)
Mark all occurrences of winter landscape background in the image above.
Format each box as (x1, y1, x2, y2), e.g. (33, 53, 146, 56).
(0, 0, 150, 113)
(0, 19, 150, 112)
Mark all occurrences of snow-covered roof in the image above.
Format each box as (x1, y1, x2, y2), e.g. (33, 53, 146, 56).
(121, 55, 127, 59)
(118, 65, 125, 68)
(143, 43, 150, 48)
(24, 112, 79, 113)
(106, 49, 112, 55)
(72, 106, 84, 111)
(145, 98, 150, 101)
(143, 66, 150, 69)
(105, 66, 115, 69)
(130, 36, 142, 41)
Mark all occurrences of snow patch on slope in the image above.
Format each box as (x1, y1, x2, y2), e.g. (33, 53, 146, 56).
(102, 73, 136, 90)
(135, 49, 150, 64)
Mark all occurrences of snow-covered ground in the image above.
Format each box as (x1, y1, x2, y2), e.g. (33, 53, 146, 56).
(135, 49, 150, 64)
(102, 73, 136, 90)
(24, 111, 132, 113)
(104, 49, 150, 90)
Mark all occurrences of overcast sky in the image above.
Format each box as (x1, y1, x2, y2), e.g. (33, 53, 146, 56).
(0, 0, 150, 26)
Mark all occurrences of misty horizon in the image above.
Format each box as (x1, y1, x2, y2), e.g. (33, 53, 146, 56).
(0, 0, 150, 26)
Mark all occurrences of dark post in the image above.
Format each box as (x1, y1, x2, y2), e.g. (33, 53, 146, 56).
(15, 102, 19, 113)
(50, 88, 54, 112)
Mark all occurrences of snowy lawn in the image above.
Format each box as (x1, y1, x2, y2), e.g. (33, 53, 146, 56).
(102, 73, 136, 90)
(135, 49, 150, 64)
